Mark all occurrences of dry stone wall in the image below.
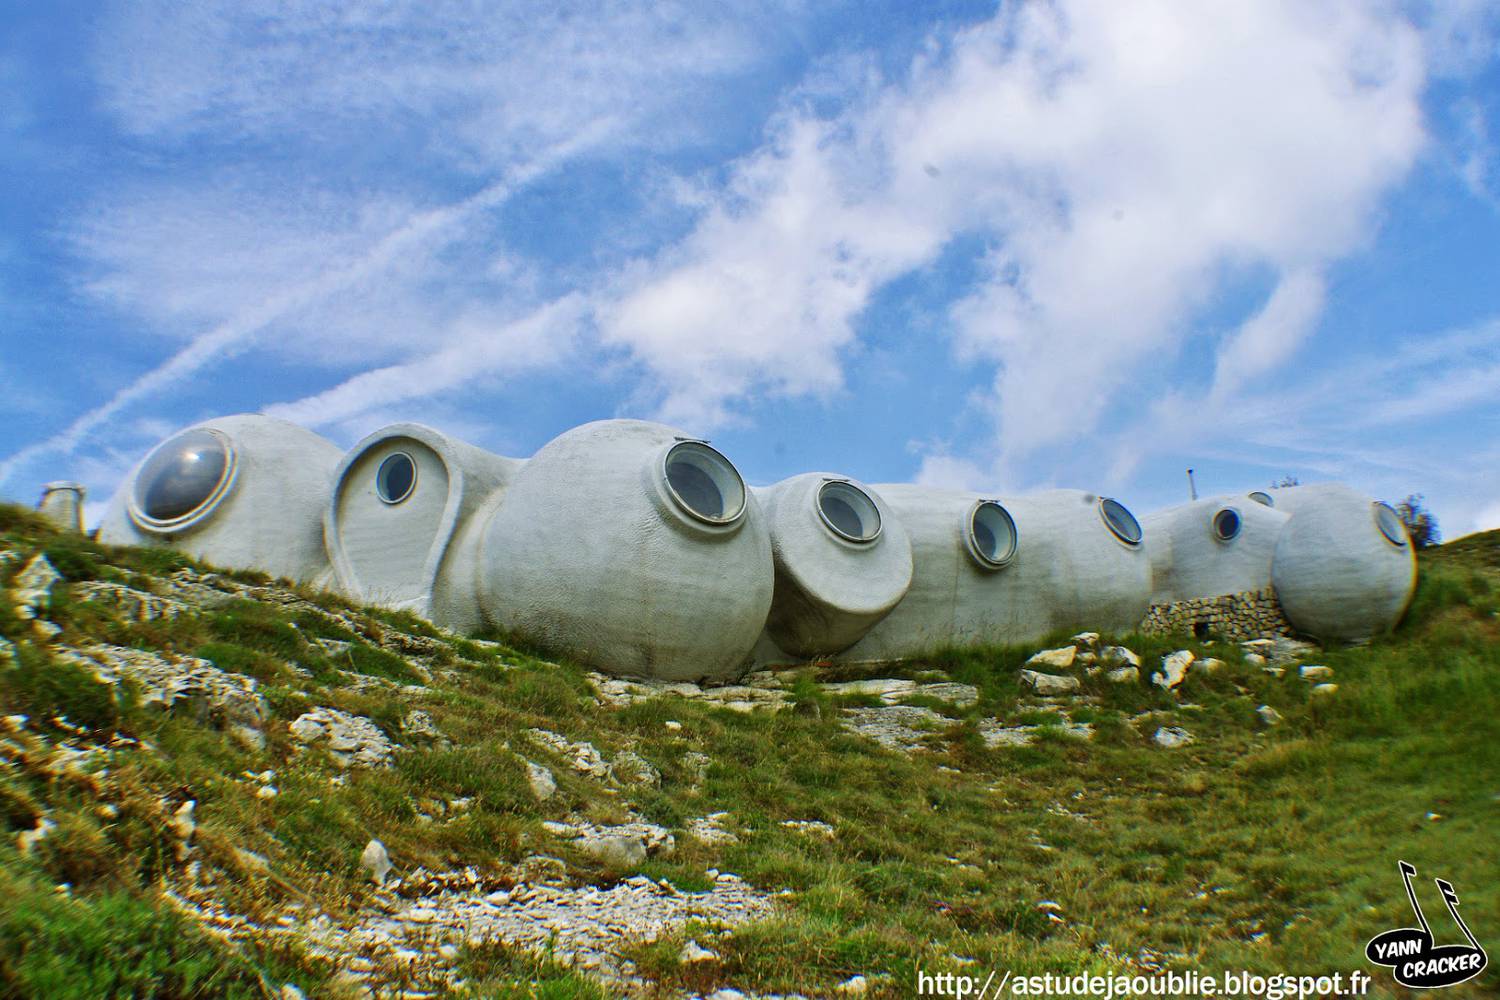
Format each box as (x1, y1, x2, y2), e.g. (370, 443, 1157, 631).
(1139, 586, 1293, 642)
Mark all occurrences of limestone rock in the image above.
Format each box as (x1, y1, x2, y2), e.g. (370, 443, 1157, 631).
(169, 800, 197, 840)
(1195, 658, 1226, 675)
(289, 708, 395, 769)
(836, 975, 870, 994)
(680, 940, 719, 964)
(515, 854, 569, 884)
(16, 817, 55, 856)
(1311, 683, 1339, 697)
(1298, 665, 1334, 681)
(361, 839, 392, 884)
(1027, 646, 1078, 670)
(12, 554, 61, 620)
(1256, 705, 1283, 727)
(1106, 666, 1140, 684)
(1152, 650, 1194, 690)
(1070, 632, 1100, 649)
(72, 581, 190, 622)
(401, 709, 447, 745)
(1244, 653, 1268, 668)
(688, 812, 741, 846)
(56, 644, 267, 748)
(1100, 645, 1141, 668)
(525, 760, 557, 801)
(1019, 669, 1080, 695)
(840, 705, 959, 752)
(579, 833, 647, 870)
(781, 819, 836, 839)
(1153, 726, 1195, 749)
(611, 750, 660, 787)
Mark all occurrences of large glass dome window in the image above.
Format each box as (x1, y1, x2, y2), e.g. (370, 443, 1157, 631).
(1248, 491, 1274, 507)
(663, 441, 746, 525)
(1099, 497, 1143, 546)
(131, 428, 235, 528)
(1212, 507, 1242, 541)
(817, 480, 881, 543)
(967, 500, 1018, 568)
(376, 452, 417, 505)
(1374, 501, 1409, 547)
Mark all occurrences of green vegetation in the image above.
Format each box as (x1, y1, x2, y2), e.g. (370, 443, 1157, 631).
(1, 504, 1497, 997)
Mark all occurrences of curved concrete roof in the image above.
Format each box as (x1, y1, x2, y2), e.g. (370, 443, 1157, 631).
(1270, 482, 1416, 639)
(755, 473, 913, 659)
(325, 422, 520, 628)
(476, 419, 774, 681)
(98, 413, 341, 584)
(1143, 494, 1290, 604)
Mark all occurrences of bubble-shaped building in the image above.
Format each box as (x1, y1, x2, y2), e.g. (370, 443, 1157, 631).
(98, 414, 341, 584)
(89, 413, 1421, 675)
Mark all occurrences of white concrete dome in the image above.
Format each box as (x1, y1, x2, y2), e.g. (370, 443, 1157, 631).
(986, 489, 1153, 642)
(1270, 482, 1417, 640)
(326, 423, 519, 629)
(477, 419, 774, 681)
(838, 486, 1029, 660)
(755, 473, 913, 659)
(1143, 495, 1290, 604)
(98, 414, 341, 583)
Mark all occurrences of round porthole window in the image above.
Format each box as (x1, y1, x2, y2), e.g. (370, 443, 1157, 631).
(817, 480, 881, 542)
(967, 500, 1018, 569)
(376, 452, 417, 505)
(1099, 497, 1143, 546)
(1374, 501, 1408, 547)
(130, 428, 236, 530)
(1212, 507, 1242, 541)
(663, 441, 746, 525)
(1248, 491, 1274, 507)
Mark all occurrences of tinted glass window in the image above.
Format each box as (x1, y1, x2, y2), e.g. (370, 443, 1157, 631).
(1100, 497, 1143, 545)
(377, 453, 417, 504)
(817, 481, 881, 542)
(1213, 507, 1241, 541)
(1248, 491, 1274, 507)
(969, 500, 1018, 567)
(133, 429, 231, 523)
(1374, 502, 1408, 547)
(663, 441, 746, 524)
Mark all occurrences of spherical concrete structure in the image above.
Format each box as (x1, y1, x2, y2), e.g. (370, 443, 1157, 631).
(754, 473, 913, 659)
(477, 419, 774, 681)
(326, 423, 520, 629)
(836, 486, 1020, 659)
(1270, 483, 1416, 640)
(990, 489, 1153, 640)
(1143, 495, 1290, 604)
(98, 414, 340, 583)
(841, 487, 1152, 660)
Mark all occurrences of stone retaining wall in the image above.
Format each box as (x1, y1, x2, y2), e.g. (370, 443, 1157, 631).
(1139, 587, 1293, 641)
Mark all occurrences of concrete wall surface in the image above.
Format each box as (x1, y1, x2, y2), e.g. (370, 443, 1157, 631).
(1143, 495, 1290, 605)
(476, 419, 774, 681)
(98, 414, 341, 583)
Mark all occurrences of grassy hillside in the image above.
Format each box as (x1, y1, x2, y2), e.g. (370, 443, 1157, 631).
(0, 502, 1496, 998)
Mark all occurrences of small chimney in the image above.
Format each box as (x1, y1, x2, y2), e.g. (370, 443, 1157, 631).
(1186, 468, 1198, 501)
(37, 481, 86, 533)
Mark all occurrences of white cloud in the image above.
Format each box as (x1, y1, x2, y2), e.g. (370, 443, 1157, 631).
(600, 0, 1427, 476)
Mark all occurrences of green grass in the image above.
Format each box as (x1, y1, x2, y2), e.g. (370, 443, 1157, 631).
(2, 502, 1498, 997)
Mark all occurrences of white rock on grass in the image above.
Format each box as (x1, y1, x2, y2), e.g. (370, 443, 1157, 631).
(1299, 665, 1334, 681)
(361, 839, 392, 884)
(1311, 683, 1339, 697)
(1153, 726, 1195, 749)
(289, 708, 396, 769)
(836, 975, 870, 995)
(1244, 653, 1268, 668)
(56, 644, 268, 749)
(1027, 646, 1078, 670)
(1152, 650, 1194, 690)
(680, 940, 719, 964)
(1106, 666, 1140, 684)
(1256, 705, 1284, 727)
(1019, 669, 1080, 695)
(16, 817, 55, 856)
(1070, 632, 1100, 649)
(1099, 645, 1141, 668)
(688, 812, 741, 846)
(525, 760, 557, 801)
(1195, 658, 1226, 675)
(12, 554, 61, 621)
(578, 833, 647, 870)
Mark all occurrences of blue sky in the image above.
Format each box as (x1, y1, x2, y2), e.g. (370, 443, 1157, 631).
(3, 1, 1500, 536)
